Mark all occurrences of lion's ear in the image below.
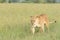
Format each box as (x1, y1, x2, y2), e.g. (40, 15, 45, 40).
(30, 16, 32, 17)
(30, 16, 33, 18)
(36, 16, 39, 18)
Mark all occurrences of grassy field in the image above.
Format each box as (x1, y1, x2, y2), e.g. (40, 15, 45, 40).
(0, 3, 60, 40)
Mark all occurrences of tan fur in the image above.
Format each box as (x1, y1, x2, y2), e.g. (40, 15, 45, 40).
(31, 14, 50, 34)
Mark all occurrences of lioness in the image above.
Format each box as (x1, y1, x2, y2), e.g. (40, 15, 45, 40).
(31, 14, 56, 34)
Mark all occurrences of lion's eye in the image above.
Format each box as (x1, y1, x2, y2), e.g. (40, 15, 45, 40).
(33, 20, 35, 22)
(33, 20, 35, 23)
(31, 20, 35, 23)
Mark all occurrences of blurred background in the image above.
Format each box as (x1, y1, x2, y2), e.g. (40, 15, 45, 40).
(0, 0, 60, 3)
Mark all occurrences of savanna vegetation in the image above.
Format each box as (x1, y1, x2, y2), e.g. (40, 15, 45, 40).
(0, 4, 60, 40)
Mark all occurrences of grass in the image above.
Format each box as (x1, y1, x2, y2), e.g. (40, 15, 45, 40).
(0, 3, 60, 40)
